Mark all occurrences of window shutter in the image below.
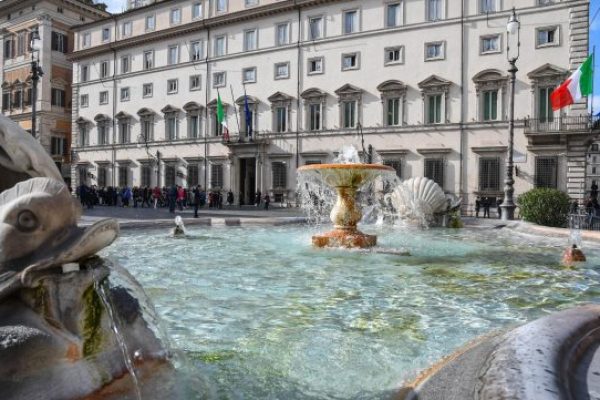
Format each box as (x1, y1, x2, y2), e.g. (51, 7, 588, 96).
(51, 32, 57, 50)
(63, 34, 69, 53)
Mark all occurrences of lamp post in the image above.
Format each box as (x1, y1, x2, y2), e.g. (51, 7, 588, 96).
(501, 7, 520, 221)
(137, 134, 161, 187)
(29, 27, 43, 139)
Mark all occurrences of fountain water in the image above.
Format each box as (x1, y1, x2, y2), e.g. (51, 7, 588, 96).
(297, 146, 396, 248)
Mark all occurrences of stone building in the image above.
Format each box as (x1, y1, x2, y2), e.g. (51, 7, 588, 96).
(69, 0, 597, 209)
(0, 0, 109, 185)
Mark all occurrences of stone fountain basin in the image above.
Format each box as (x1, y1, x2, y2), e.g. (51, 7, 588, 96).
(297, 163, 395, 188)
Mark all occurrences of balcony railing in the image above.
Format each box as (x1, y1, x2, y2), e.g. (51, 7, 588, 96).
(524, 115, 599, 134)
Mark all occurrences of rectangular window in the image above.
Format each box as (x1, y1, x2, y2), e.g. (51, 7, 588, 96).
(119, 120, 130, 143)
(143, 83, 153, 98)
(275, 106, 287, 133)
(216, 0, 227, 12)
(427, 94, 442, 124)
(51, 32, 68, 52)
(308, 57, 323, 74)
(141, 118, 153, 141)
(170, 8, 181, 25)
(342, 101, 357, 128)
(192, 2, 203, 19)
(99, 91, 108, 104)
(4, 38, 14, 59)
(242, 67, 256, 83)
(141, 165, 152, 188)
(187, 165, 199, 186)
(343, 10, 358, 34)
(166, 115, 177, 140)
(385, 46, 403, 65)
(538, 87, 554, 122)
(478, 157, 500, 192)
(167, 79, 178, 94)
(387, 3, 402, 27)
(245, 0, 258, 6)
(102, 27, 110, 41)
(118, 165, 129, 187)
(143, 51, 154, 69)
(190, 75, 202, 91)
(16, 31, 25, 56)
(383, 160, 402, 178)
(481, 35, 500, 54)
(80, 94, 89, 108)
(309, 16, 323, 40)
(537, 27, 558, 46)
(481, 0, 496, 13)
(213, 109, 223, 136)
(120, 87, 130, 102)
(145, 15, 155, 31)
(168, 45, 179, 65)
(81, 65, 89, 82)
(425, 158, 444, 188)
(214, 36, 225, 56)
(51, 136, 66, 155)
(2, 92, 10, 111)
(211, 164, 223, 188)
(386, 98, 400, 126)
(272, 162, 287, 188)
(483, 90, 498, 121)
(342, 53, 359, 70)
(191, 40, 203, 61)
(535, 156, 558, 188)
(275, 62, 289, 79)
(122, 21, 132, 37)
(213, 72, 226, 88)
(188, 115, 200, 138)
(425, 42, 444, 60)
(121, 56, 130, 73)
(165, 165, 176, 187)
(51, 88, 66, 107)
(244, 29, 257, 51)
(309, 103, 321, 131)
(100, 60, 109, 78)
(78, 125, 88, 146)
(98, 124, 109, 144)
(427, 0, 442, 21)
(276, 23, 289, 46)
(82, 32, 91, 48)
(98, 166, 107, 187)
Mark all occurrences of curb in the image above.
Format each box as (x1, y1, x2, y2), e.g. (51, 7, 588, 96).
(103, 216, 308, 230)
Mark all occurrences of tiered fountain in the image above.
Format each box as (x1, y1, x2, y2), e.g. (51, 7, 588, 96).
(297, 160, 395, 248)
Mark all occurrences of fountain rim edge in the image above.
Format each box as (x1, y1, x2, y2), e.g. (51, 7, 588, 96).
(297, 163, 395, 172)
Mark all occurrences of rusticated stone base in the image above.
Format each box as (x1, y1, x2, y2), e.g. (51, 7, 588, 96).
(312, 229, 377, 248)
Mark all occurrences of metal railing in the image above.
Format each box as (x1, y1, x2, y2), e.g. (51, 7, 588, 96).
(524, 115, 599, 134)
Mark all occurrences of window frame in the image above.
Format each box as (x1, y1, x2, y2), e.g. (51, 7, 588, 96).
(192, 2, 203, 20)
(167, 78, 179, 94)
(424, 41, 445, 61)
(426, 0, 444, 21)
(213, 71, 226, 88)
(242, 67, 257, 84)
(170, 8, 182, 25)
(243, 29, 258, 52)
(214, 35, 226, 57)
(122, 21, 133, 38)
(168, 45, 179, 65)
(143, 50, 154, 70)
(143, 83, 153, 98)
(308, 15, 324, 40)
(342, 9, 359, 35)
(80, 94, 89, 108)
(190, 40, 203, 61)
(384, 46, 404, 66)
(276, 22, 290, 46)
(536, 26, 560, 48)
(120, 87, 130, 102)
(386, 2, 403, 28)
(307, 57, 324, 75)
(274, 62, 290, 80)
(480, 34, 502, 55)
(99, 90, 109, 105)
(189, 74, 202, 91)
(341, 52, 360, 71)
(121, 55, 131, 74)
(145, 14, 156, 31)
(101, 27, 111, 42)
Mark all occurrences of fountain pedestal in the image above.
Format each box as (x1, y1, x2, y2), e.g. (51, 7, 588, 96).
(298, 163, 395, 248)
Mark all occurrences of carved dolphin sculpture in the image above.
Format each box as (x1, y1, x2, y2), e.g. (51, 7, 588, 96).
(0, 115, 63, 192)
(0, 177, 119, 300)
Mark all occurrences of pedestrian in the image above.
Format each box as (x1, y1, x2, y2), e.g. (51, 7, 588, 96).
(153, 186, 161, 209)
(475, 196, 481, 218)
(177, 185, 185, 211)
(264, 194, 270, 210)
(193, 185, 201, 218)
(255, 190, 261, 207)
(168, 185, 177, 213)
(483, 197, 490, 218)
(496, 199, 502, 219)
(227, 190, 234, 206)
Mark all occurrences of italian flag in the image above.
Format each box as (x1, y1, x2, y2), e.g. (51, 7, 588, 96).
(217, 93, 229, 141)
(550, 54, 594, 111)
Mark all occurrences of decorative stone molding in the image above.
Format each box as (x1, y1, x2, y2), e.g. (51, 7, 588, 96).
(472, 69, 508, 121)
(137, 107, 156, 117)
(268, 92, 293, 133)
(418, 75, 452, 124)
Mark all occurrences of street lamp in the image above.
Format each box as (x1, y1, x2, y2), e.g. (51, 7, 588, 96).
(501, 7, 520, 221)
(137, 134, 161, 187)
(29, 27, 43, 139)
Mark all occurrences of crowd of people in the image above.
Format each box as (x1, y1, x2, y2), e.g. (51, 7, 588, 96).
(76, 184, 272, 216)
(474, 196, 503, 218)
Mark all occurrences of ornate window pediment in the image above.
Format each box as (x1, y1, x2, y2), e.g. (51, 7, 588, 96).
(207, 98, 229, 108)
(377, 80, 407, 98)
(115, 111, 131, 120)
(137, 107, 156, 117)
(473, 69, 507, 89)
(527, 63, 568, 85)
(268, 91, 293, 104)
(161, 104, 180, 114)
(300, 87, 327, 102)
(94, 113, 111, 123)
(183, 101, 203, 112)
(1, 81, 11, 89)
(75, 116, 90, 125)
(235, 95, 259, 106)
(418, 75, 451, 93)
(334, 83, 362, 101)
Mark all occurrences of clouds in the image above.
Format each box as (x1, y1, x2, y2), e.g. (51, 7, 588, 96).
(102, 0, 125, 13)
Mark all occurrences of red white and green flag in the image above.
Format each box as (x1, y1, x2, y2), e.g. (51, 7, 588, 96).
(550, 54, 594, 111)
(216, 92, 229, 141)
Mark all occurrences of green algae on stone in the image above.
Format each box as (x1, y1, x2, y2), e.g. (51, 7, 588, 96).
(82, 285, 104, 357)
(188, 350, 237, 363)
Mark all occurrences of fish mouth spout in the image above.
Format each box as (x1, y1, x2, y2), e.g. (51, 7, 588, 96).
(19, 218, 119, 287)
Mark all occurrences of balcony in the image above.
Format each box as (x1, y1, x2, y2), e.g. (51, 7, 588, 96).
(524, 115, 599, 135)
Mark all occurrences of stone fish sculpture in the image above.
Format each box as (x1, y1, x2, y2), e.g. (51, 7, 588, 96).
(0, 115, 170, 399)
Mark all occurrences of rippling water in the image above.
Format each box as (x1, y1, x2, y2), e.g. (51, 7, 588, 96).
(101, 225, 600, 399)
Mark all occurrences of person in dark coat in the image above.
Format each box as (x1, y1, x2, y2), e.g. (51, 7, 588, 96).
(168, 185, 177, 213)
(475, 196, 481, 218)
(482, 197, 491, 218)
(496, 199, 503, 219)
(264, 194, 270, 210)
(193, 185, 201, 218)
(227, 190, 234, 206)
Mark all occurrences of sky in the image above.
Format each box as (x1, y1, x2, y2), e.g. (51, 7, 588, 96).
(100, 0, 600, 113)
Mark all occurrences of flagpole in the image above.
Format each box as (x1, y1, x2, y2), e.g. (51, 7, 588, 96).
(592, 46, 596, 120)
(242, 83, 253, 142)
(229, 84, 241, 142)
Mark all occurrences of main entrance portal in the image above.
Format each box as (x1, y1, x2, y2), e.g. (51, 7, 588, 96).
(239, 157, 256, 206)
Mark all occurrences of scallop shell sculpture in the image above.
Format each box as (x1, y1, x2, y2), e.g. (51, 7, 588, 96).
(388, 177, 448, 226)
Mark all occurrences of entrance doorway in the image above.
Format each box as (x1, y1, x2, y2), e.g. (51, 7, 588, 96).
(239, 157, 256, 205)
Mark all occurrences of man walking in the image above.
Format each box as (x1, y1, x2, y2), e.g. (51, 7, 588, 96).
(193, 185, 201, 218)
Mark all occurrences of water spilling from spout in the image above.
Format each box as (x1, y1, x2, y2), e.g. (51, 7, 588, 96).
(92, 270, 143, 400)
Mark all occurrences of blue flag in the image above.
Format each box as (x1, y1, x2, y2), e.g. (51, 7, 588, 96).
(244, 94, 252, 139)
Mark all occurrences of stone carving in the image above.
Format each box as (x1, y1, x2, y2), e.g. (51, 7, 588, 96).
(0, 114, 169, 399)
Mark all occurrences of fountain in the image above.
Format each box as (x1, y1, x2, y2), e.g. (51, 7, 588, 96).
(297, 148, 395, 248)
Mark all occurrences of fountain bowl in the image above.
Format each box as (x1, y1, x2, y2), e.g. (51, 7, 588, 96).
(297, 163, 395, 248)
